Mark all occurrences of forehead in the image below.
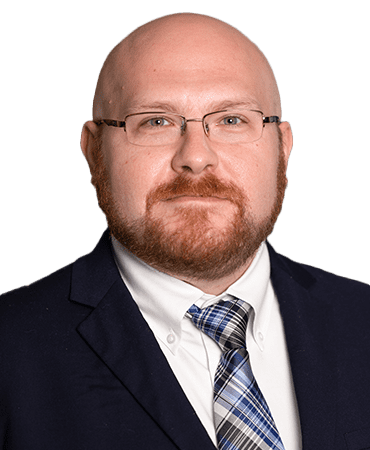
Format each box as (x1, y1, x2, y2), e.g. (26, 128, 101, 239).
(108, 87, 266, 124)
(106, 56, 269, 120)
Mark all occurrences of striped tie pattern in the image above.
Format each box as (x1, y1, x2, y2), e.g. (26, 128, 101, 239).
(187, 298, 285, 450)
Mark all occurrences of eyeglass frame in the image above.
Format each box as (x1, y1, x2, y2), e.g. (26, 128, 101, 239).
(95, 109, 280, 145)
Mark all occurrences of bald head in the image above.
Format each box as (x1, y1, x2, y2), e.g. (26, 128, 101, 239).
(93, 13, 281, 121)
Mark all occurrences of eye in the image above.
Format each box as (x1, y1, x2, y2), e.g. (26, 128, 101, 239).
(222, 116, 242, 125)
(147, 117, 170, 127)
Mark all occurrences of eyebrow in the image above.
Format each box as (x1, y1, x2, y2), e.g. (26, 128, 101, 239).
(129, 102, 181, 113)
(209, 99, 262, 111)
(126, 98, 262, 115)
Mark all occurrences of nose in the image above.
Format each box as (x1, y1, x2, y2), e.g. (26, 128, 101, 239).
(171, 121, 219, 175)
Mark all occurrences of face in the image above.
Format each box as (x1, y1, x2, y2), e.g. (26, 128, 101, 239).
(91, 129, 287, 281)
(85, 21, 292, 282)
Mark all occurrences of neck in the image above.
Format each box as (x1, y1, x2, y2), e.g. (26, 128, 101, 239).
(172, 254, 256, 295)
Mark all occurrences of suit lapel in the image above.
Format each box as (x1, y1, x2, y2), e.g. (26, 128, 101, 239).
(70, 231, 215, 450)
(268, 244, 337, 450)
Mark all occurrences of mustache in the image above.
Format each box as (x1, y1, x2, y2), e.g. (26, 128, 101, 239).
(146, 173, 245, 210)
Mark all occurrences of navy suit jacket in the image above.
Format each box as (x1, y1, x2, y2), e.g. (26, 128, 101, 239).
(1, 230, 370, 450)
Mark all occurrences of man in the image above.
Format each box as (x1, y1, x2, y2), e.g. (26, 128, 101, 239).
(1, 13, 369, 450)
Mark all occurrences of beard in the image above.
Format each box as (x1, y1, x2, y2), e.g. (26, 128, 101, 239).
(90, 132, 287, 281)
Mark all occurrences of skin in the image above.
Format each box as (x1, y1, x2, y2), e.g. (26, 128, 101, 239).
(81, 13, 293, 295)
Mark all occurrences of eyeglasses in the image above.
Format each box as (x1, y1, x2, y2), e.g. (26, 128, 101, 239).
(96, 109, 280, 147)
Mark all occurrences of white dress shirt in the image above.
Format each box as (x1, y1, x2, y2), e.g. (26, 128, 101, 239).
(112, 237, 302, 449)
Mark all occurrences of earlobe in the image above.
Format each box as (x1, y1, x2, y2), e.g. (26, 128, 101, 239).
(80, 121, 100, 172)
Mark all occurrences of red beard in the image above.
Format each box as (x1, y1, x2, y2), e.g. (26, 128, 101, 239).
(90, 133, 287, 281)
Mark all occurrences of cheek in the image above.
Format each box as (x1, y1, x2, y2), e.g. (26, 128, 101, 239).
(223, 143, 280, 216)
(102, 139, 169, 219)
(253, 166, 278, 216)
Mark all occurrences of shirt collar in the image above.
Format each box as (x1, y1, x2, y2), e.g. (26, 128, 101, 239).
(226, 242, 272, 351)
(112, 237, 203, 354)
(112, 237, 272, 354)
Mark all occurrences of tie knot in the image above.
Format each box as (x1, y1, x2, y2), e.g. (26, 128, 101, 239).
(187, 298, 249, 352)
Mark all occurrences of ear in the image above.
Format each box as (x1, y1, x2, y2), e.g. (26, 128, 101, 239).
(278, 121, 293, 166)
(80, 121, 100, 173)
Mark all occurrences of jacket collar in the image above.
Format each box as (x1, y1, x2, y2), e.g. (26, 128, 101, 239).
(268, 243, 337, 450)
(70, 230, 216, 450)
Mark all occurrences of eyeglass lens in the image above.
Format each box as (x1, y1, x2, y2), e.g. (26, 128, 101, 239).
(125, 110, 264, 146)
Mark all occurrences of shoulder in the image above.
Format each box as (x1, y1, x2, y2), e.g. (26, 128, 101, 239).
(0, 230, 113, 313)
(0, 264, 77, 345)
(0, 231, 116, 341)
(268, 245, 370, 357)
(0, 237, 104, 341)
(268, 243, 370, 310)
(268, 242, 369, 290)
(0, 263, 73, 311)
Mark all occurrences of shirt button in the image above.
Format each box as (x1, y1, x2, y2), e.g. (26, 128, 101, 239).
(167, 333, 176, 344)
(258, 332, 264, 341)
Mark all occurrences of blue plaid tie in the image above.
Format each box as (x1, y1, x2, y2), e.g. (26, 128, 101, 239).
(187, 298, 285, 450)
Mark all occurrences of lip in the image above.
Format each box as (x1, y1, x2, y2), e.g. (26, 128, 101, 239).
(163, 195, 228, 203)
